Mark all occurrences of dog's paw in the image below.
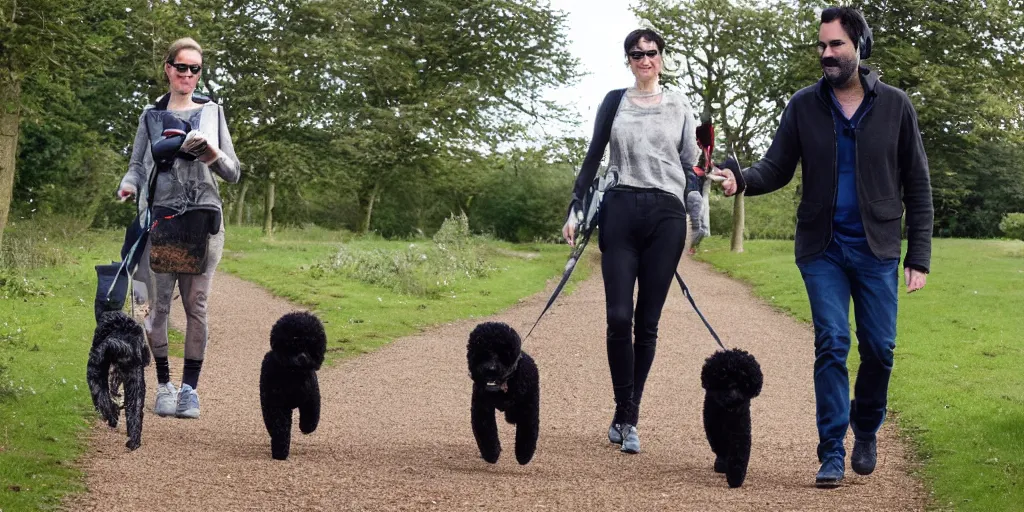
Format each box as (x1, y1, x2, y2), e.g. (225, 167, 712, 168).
(126, 438, 141, 451)
(481, 449, 501, 464)
(714, 455, 727, 473)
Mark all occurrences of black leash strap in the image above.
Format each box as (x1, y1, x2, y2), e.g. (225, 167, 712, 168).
(523, 227, 593, 341)
(673, 271, 727, 350)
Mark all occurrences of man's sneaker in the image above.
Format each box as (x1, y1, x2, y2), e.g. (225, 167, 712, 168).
(620, 424, 640, 454)
(175, 384, 200, 419)
(815, 456, 845, 488)
(851, 436, 878, 475)
(154, 382, 178, 417)
(608, 421, 623, 444)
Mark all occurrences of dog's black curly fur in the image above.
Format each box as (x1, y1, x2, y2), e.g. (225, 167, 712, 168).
(87, 311, 149, 451)
(701, 348, 763, 488)
(466, 322, 539, 465)
(260, 311, 327, 460)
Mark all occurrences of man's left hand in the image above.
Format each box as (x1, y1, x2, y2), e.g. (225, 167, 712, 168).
(905, 268, 927, 293)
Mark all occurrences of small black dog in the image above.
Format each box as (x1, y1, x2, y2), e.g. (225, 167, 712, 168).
(466, 322, 539, 465)
(87, 311, 149, 451)
(701, 348, 763, 488)
(260, 311, 327, 460)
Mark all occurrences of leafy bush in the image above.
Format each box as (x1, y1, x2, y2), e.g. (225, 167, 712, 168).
(0, 270, 50, 299)
(470, 160, 574, 243)
(999, 213, 1024, 241)
(316, 212, 492, 296)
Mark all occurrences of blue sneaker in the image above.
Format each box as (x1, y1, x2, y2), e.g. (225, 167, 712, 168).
(175, 384, 200, 419)
(154, 382, 178, 417)
(815, 456, 845, 488)
(851, 436, 877, 475)
(620, 424, 640, 454)
(608, 421, 623, 444)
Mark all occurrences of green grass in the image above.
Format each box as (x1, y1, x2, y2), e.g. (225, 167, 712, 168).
(1, 226, 124, 511)
(695, 236, 1024, 511)
(0, 222, 588, 510)
(221, 225, 591, 362)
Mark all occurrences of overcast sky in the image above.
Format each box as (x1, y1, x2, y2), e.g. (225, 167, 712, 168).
(537, 0, 641, 139)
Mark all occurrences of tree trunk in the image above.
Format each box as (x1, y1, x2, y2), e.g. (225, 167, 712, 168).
(0, 79, 21, 251)
(731, 192, 745, 253)
(234, 180, 249, 226)
(360, 180, 380, 234)
(263, 177, 275, 237)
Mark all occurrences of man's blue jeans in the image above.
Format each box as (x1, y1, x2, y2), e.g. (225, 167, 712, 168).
(797, 237, 899, 461)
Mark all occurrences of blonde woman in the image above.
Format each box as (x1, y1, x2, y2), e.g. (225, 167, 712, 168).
(117, 37, 240, 419)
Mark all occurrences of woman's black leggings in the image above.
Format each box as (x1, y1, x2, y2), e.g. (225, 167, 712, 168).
(598, 187, 687, 413)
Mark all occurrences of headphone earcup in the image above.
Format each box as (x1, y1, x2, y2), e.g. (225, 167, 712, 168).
(859, 30, 872, 59)
(857, 13, 873, 60)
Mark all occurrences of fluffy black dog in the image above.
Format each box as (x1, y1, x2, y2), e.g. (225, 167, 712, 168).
(87, 311, 149, 451)
(466, 322, 539, 465)
(260, 311, 327, 460)
(701, 348, 763, 488)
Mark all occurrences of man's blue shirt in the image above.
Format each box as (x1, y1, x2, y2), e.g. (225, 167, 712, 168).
(828, 86, 875, 241)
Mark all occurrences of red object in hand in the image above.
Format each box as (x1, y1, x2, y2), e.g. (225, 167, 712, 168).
(694, 121, 715, 176)
(696, 121, 715, 153)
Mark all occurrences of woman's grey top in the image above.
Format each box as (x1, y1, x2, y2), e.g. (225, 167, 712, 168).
(120, 98, 241, 216)
(607, 90, 699, 203)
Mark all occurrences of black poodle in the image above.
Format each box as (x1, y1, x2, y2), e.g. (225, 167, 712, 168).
(701, 348, 763, 488)
(466, 322, 540, 465)
(87, 311, 149, 451)
(260, 311, 327, 460)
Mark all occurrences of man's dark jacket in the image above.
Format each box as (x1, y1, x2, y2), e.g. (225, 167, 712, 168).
(731, 66, 933, 272)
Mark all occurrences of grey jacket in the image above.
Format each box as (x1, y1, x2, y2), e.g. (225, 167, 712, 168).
(120, 94, 241, 217)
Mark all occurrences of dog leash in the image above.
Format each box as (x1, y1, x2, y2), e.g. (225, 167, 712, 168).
(523, 172, 617, 342)
(522, 226, 592, 342)
(673, 271, 726, 350)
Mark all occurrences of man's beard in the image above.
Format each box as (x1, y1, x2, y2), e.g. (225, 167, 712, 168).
(821, 55, 858, 89)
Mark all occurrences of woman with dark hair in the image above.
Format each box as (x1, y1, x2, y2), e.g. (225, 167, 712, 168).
(563, 28, 699, 454)
(117, 37, 240, 420)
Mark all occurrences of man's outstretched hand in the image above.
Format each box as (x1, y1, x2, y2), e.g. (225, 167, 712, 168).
(711, 157, 742, 196)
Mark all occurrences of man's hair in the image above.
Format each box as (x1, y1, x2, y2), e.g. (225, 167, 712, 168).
(623, 29, 665, 55)
(820, 7, 868, 50)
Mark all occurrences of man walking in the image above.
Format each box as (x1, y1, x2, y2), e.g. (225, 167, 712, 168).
(712, 6, 933, 488)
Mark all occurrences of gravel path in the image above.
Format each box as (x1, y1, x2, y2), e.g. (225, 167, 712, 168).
(66, 256, 925, 511)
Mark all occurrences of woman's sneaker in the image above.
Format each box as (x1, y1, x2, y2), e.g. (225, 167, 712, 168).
(175, 384, 200, 419)
(608, 421, 624, 444)
(154, 382, 178, 417)
(620, 424, 640, 454)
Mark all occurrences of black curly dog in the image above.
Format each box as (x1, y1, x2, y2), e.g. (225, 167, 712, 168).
(260, 311, 327, 460)
(87, 311, 149, 451)
(701, 348, 763, 488)
(466, 322, 539, 465)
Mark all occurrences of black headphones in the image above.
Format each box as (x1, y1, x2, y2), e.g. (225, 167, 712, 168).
(854, 10, 873, 60)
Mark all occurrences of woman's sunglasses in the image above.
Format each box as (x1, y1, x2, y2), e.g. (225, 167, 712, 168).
(168, 62, 202, 74)
(628, 50, 660, 61)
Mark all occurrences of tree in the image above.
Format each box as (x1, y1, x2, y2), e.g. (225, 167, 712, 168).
(856, 0, 1024, 236)
(0, 0, 102, 248)
(633, 0, 820, 251)
(169, 0, 353, 236)
(335, 0, 582, 233)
